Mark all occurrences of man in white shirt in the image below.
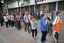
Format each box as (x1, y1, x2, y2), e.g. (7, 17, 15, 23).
(3, 15, 8, 27)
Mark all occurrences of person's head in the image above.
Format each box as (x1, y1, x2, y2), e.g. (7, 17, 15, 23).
(6, 12, 9, 16)
(11, 14, 13, 15)
(4, 14, 6, 16)
(19, 12, 22, 15)
(25, 11, 28, 15)
(15, 12, 17, 15)
(56, 10, 62, 16)
(30, 16, 35, 21)
(17, 12, 19, 15)
(19, 12, 21, 14)
(47, 10, 51, 15)
(41, 13, 46, 18)
(47, 10, 51, 13)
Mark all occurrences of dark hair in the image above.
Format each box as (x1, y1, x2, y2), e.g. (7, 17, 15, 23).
(41, 14, 45, 18)
(47, 10, 51, 13)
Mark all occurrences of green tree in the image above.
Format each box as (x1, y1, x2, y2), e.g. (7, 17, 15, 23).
(3, 0, 30, 12)
(3, 0, 16, 13)
(22, 0, 30, 5)
(16, 0, 30, 12)
(4, 0, 15, 3)
(23, 0, 30, 4)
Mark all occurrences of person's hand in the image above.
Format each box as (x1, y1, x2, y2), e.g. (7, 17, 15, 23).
(46, 20, 49, 24)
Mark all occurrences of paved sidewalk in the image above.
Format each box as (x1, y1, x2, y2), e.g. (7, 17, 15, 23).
(0, 26, 34, 43)
(0, 13, 64, 43)
(9, 27, 53, 43)
(0, 25, 53, 43)
(0, 20, 54, 43)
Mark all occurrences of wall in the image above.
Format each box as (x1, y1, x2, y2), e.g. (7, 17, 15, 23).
(40, 3, 49, 11)
(8, 0, 35, 9)
(37, 0, 61, 4)
(8, 0, 62, 9)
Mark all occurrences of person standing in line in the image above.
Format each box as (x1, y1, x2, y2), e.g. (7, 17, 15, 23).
(0, 14, 4, 26)
(47, 10, 53, 35)
(23, 12, 27, 31)
(47, 10, 52, 21)
(36, 10, 39, 20)
(16, 13, 21, 30)
(6, 13, 11, 26)
(30, 16, 38, 41)
(24, 11, 31, 34)
(14, 12, 18, 28)
(40, 14, 48, 43)
(34, 11, 38, 20)
(3, 14, 8, 28)
(20, 13, 23, 27)
(10, 14, 14, 27)
(53, 10, 62, 43)
(23, 14, 27, 31)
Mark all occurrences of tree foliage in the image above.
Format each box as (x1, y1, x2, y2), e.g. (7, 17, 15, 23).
(4, 0, 16, 4)
(21, 0, 30, 6)
(23, 0, 30, 4)
(4, 0, 30, 4)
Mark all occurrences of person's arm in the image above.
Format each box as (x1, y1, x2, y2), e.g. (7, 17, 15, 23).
(29, 14, 31, 21)
(24, 15, 26, 22)
(30, 21, 34, 27)
(45, 20, 49, 25)
(32, 19, 37, 26)
(53, 17, 59, 26)
(36, 21, 38, 26)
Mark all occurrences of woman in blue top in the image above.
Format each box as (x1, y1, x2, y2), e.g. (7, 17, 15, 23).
(40, 14, 48, 43)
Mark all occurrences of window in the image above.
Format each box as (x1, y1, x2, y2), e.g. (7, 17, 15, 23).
(58, 1, 64, 11)
(30, 5, 34, 12)
(21, 7, 23, 12)
(8, 8, 15, 14)
(25, 6, 29, 11)
(49, 2, 56, 11)
(36, 5, 40, 11)
(42, 5, 46, 9)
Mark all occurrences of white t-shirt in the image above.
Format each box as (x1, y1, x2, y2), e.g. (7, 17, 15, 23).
(40, 11, 43, 16)
(3, 16, 8, 22)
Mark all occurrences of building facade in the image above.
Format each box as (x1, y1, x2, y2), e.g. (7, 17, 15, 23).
(3, 0, 64, 13)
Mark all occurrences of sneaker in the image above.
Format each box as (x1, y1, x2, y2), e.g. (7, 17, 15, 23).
(33, 38, 36, 41)
(42, 42, 45, 43)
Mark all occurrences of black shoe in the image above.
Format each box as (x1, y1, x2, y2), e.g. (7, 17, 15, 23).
(28, 32, 30, 34)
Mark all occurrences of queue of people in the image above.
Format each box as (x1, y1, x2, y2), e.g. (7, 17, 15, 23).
(0, 10, 62, 43)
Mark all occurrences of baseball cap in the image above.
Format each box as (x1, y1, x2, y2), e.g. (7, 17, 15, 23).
(30, 16, 34, 19)
(56, 10, 61, 15)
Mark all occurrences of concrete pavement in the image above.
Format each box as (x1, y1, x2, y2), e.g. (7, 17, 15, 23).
(0, 22, 53, 43)
(0, 26, 34, 43)
(0, 19, 64, 43)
